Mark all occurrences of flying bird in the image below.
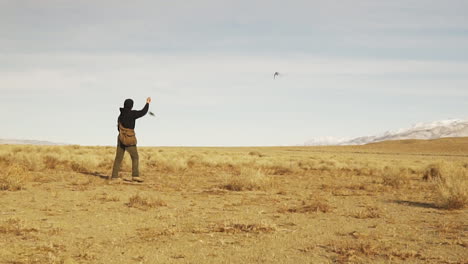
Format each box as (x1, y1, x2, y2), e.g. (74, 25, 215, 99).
(149, 111, 155, 117)
(273, 72, 280, 79)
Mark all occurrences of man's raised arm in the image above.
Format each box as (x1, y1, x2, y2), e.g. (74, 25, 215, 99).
(133, 97, 151, 119)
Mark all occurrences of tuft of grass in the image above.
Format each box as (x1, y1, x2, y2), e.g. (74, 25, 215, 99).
(69, 176, 99, 191)
(266, 165, 294, 175)
(423, 163, 444, 181)
(126, 193, 167, 210)
(279, 195, 332, 213)
(0, 165, 28, 191)
(433, 221, 465, 238)
(214, 221, 276, 234)
(221, 168, 274, 191)
(0, 218, 38, 238)
(93, 192, 120, 202)
(382, 167, 409, 188)
(137, 227, 177, 241)
(70, 161, 91, 173)
(351, 207, 382, 219)
(328, 239, 381, 262)
(435, 167, 467, 210)
(248, 151, 265, 157)
(43, 155, 62, 170)
(146, 154, 188, 173)
(327, 239, 422, 262)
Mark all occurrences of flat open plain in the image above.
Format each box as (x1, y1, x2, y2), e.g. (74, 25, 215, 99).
(0, 138, 467, 263)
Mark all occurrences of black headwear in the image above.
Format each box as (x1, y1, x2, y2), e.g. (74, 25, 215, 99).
(123, 99, 134, 110)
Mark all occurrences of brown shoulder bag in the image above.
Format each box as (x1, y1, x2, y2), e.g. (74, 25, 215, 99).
(118, 122, 137, 146)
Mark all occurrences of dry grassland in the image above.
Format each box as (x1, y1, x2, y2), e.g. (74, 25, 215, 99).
(0, 138, 467, 263)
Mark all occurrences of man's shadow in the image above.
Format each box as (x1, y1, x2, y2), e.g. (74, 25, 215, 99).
(79, 171, 109, 180)
(391, 200, 438, 209)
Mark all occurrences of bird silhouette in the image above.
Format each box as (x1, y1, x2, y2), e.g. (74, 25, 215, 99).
(273, 72, 280, 79)
(149, 111, 155, 117)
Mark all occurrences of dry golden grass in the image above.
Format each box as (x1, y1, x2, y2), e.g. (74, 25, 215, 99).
(279, 195, 332, 213)
(382, 166, 409, 188)
(0, 165, 28, 191)
(0, 218, 38, 238)
(126, 193, 167, 210)
(327, 238, 422, 263)
(423, 162, 444, 181)
(0, 138, 467, 263)
(350, 206, 382, 219)
(93, 192, 120, 202)
(213, 221, 276, 234)
(435, 166, 468, 209)
(221, 167, 275, 191)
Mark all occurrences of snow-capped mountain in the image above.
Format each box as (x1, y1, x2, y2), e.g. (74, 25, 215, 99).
(304, 136, 351, 146)
(305, 119, 468, 146)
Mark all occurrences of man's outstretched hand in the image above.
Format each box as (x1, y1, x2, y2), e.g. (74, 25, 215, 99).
(146, 97, 152, 104)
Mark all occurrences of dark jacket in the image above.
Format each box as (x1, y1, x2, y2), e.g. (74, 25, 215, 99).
(117, 101, 149, 130)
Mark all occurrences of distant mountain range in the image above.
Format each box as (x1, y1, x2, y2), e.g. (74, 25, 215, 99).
(305, 119, 468, 146)
(0, 139, 64, 145)
(2, 119, 468, 147)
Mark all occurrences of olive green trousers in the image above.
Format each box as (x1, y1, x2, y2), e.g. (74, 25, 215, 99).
(111, 137, 139, 178)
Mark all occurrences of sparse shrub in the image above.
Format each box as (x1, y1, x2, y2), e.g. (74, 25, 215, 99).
(126, 193, 167, 210)
(255, 158, 296, 175)
(435, 167, 467, 210)
(16, 154, 39, 171)
(186, 159, 196, 168)
(186, 155, 203, 168)
(0, 154, 11, 167)
(423, 163, 443, 181)
(221, 168, 274, 191)
(382, 167, 409, 188)
(43, 155, 60, 169)
(146, 155, 188, 173)
(70, 161, 89, 173)
(69, 157, 99, 174)
(0, 165, 28, 191)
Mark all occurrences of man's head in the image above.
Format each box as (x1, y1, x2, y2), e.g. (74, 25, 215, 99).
(123, 99, 134, 110)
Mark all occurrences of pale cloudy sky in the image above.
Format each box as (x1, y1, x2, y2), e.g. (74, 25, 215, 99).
(1, 0, 467, 146)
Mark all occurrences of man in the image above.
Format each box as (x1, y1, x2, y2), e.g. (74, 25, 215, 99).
(110, 97, 151, 183)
